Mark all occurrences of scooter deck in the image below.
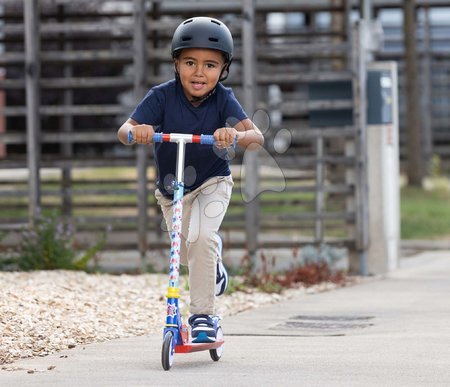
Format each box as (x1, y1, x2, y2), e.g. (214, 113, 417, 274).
(175, 340, 224, 353)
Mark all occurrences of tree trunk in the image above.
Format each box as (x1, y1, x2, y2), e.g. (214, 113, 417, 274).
(403, 0, 423, 186)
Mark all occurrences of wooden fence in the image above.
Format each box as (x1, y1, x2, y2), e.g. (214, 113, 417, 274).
(0, 0, 372, 268)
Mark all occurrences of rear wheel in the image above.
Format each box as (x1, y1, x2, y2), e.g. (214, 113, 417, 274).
(162, 331, 175, 370)
(209, 327, 224, 361)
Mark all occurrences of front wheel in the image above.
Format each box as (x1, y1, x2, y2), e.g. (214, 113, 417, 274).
(209, 327, 224, 361)
(161, 331, 175, 370)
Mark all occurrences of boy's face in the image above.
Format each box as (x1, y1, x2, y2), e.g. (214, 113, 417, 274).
(175, 48, 225, 103)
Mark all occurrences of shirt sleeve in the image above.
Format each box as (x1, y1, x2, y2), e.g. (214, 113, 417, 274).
(130, 88, 164, 125)
(223, 88, 248, 127)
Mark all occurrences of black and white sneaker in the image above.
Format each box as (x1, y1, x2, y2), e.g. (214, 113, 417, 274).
(189, 314, 216, 343)
(215, 234, 229, 296)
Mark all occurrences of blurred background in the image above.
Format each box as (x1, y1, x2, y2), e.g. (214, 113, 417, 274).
(0, 0, 449, 276)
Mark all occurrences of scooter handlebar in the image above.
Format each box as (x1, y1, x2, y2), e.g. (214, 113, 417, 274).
(128, 131, 235, 147)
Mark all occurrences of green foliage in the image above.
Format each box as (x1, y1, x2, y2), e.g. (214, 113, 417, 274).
(0, 232, 18, 270)
(1, 212, 106, 271)
(430, 154, 442, 179)
(225, 276, 243, 294)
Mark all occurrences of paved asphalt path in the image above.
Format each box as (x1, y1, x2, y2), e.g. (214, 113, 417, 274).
(1, 251, 449, 386)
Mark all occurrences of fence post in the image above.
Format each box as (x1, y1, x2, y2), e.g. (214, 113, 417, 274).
(315, 137, 324, 242)
(134, 0, 149, 267)
(242, 0, 259, 262)
(58, 4, 74, 220)
(0, 68, 5, 158)
(351, 20, 369, 275)
(24, 0, 41, 221)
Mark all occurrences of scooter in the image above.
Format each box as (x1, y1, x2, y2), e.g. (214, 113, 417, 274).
(128, 131, 224, 371)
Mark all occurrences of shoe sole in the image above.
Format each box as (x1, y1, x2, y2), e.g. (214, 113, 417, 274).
(192, 332, 216, 343)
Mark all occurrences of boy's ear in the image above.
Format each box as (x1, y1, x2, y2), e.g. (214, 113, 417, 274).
(173, 59, 180, 76)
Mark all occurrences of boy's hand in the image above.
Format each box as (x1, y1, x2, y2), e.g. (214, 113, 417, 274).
(131, 124, 154, 144)
(213, 127, 238, 149)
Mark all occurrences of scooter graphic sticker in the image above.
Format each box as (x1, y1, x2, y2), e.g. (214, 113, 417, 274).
(167, 302, 177, 318)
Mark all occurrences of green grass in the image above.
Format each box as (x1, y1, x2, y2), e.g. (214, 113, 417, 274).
(401, 186, 450, 240)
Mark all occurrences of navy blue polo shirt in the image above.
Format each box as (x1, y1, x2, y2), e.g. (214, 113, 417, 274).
(130, 79, 248, 197)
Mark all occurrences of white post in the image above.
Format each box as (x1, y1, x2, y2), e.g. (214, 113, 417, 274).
(366, 62, 400, 274)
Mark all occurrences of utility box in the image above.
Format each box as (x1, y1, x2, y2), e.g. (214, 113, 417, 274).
(366, 62, 400, 274)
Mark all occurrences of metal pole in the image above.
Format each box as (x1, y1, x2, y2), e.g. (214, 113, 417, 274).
(24, 0, 41, 221)
(242, 0, 259, 261)
(134, 0, 149, 266)
(360, 0, 372, 21)
(360, 0, 374, 63)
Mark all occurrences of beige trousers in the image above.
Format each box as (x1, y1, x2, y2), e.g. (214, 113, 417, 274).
(155, 175, 233, 315)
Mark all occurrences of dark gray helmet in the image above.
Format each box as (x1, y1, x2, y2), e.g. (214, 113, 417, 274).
(171, 17, 233, 63)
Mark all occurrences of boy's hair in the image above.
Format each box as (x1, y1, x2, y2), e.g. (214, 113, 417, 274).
(171, 17, 233, 81)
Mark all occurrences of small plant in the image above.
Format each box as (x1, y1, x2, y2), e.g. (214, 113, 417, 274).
(226, 276, 245, 294)
(430, 154, 442, 179)
(2, 211, 106, 271)
(0, 231, 18, 270)
(234, 245, 347, 294)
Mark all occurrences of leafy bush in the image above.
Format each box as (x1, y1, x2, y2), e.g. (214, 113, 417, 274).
(1, 212, 106, 271)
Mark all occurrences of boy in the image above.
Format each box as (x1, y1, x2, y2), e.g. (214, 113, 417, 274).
(118, 17, 264, 342)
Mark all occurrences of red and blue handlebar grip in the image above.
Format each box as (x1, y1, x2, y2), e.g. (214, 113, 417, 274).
(199, 135, 215, 145)
(127, 130, 235, 147)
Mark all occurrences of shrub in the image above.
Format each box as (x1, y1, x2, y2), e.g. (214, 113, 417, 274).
(1, 211, 106, 271)
(235, 244, 347, 294)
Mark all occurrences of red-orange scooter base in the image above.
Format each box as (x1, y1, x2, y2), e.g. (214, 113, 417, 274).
(174, 340, 224, 353)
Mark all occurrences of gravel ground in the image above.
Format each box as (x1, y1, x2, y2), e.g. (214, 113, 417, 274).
(0, 270, 357, 368)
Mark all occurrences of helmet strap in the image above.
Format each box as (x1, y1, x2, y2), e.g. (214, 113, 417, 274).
(219, 59, 232, 82)
(189, 87, 217, 104)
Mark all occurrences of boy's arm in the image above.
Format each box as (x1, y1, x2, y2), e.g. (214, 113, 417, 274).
(234, 118, 264, 150)
(214, 118, 264, 150)
(117, 118, 154, 145)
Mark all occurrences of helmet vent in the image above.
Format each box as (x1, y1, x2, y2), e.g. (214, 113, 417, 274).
(209, 37, 219, 42)
(181, 37, 191, 42)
